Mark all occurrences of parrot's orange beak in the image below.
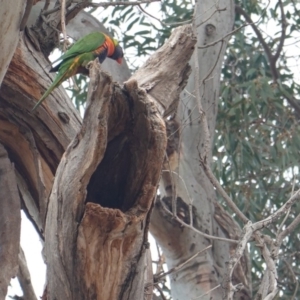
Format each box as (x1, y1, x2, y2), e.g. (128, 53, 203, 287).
(117, 58, 123, 64)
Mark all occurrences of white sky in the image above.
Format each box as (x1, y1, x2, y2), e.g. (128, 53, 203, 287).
(6, 212, 46, 299)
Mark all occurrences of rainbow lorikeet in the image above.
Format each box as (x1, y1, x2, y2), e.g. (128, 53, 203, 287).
(32, 32, 123, 111)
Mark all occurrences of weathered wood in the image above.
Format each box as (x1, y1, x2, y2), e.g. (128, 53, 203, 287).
(0, 144, 21, 298)
(44, 24, 195, 299)
(45, 60, 167, 299)
(129, 25, 196, 116)
(0, 22, 195, 299)
(17, 247, 39, 300)
(0, 33, 81, 229)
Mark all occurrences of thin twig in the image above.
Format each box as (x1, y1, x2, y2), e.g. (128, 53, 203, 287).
(60, 0, 68, 52)
(201, 40, 224, 84)
(198, 22, 253, 49)
(273, 0, 287, 64)
(43, 0, 51, 10)
(162, 170, 193, 205)
(253, 189, 300, 231)
(20, 0, 34, 30)
(192, 284, 221, 299)
(197, 2, 270, 50)
(17, 247, 38, 300)
(154, 245, 212, 282)
(235, 2, 300, 115)
(277, 207, 291, 236)
(277, 213, 300, 245)
(196, 7, 226, 28)
(283, 259, 299, 300)
(200, 160, 249, 224)
(138, 4, 191, 27)
(155, 285, 168, 300)
(160, 199, 238, 244)
(277, 177, 296, 236)
(43, 0, 161, 15)
(235, 3, 275, 78)
(154, 242, 164, 275)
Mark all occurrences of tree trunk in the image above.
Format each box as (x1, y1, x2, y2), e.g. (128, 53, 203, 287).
(150, 1, 252, 299)
(0, 1, 25, 85)
(0, 13, 195, 297)
(44, 24, 195, 300)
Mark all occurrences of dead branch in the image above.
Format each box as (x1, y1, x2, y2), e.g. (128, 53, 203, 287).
(20, 0, 34, 30)
(129, 24, 196, 116)
(43, 0, 161, 16)
(221, 188, 300, 299)
(17, 247, 38, 300)
(157, 198, 238, 244)
(154, 245, 212, 282)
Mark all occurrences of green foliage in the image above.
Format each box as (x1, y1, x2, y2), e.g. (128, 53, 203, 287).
(213, 0, 300, 297)
(68, 74, 89, 111)
(100, 0, 192, 70)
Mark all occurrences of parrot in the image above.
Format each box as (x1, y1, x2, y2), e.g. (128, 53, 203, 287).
(32, 32, 123, 111)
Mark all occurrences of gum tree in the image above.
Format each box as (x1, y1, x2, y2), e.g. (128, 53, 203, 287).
(1, 0, 300, 300)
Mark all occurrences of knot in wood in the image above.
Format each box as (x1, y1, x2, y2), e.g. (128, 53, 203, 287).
(58, 112, 70, 123)
(205, 24, 216, 36)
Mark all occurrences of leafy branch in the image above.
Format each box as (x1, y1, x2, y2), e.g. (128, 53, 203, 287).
(235, 3, 300, 116)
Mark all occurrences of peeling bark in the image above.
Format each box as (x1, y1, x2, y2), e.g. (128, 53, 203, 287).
(0, 144, 21, 298)
(0, 10, 196, 298)
(0, 33, 81, 230)
(45, 61, 167, 300)
(130, 25, 195, 116)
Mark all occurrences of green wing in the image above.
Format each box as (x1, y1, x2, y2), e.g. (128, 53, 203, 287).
(53, 32, 106, 63)
(32, 53, 93, 111)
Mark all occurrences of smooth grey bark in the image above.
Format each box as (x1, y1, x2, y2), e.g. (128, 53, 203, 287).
(0, 0, 25, 85)
(151, 1, 251, 300)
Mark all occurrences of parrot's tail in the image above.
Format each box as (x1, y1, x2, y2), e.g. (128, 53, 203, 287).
(31, 74, 65, 112)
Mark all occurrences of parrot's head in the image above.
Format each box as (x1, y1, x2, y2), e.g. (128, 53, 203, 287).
(111, 39, 124, 65)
